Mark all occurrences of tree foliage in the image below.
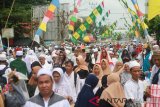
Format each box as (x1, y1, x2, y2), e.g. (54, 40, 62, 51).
(0, 0, 51, 39)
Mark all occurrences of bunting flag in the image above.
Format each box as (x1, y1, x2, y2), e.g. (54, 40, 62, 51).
(131, 0, 143, 17)
(34, 0, 59, 43)
(71, 1, 104, 42)
(130, 0, 151, 40)
(98, 10, 110, 27)
(102, 22, 117, 37)
(148, 0, 160, 20)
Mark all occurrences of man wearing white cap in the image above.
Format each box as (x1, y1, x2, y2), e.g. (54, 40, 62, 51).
(24, 68, 70, 107)
(124, 61, 145, 105)
(39, 53, 53, 71)
(10, 51, 28, 76)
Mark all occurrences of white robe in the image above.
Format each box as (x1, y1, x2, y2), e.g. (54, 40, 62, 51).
(124, 79, 144, 103)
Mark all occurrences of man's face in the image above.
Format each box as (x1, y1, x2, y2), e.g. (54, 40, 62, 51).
(39, 57, 45, 65)
(130, 66, 141, 81)
(59, 53, 64, 60)
(38, 75, 53, 96)
(52, 71, 61, 83)
(65, 63, 73, 73)
(32, 66, 41, 80)
(153, 57, 160, 67)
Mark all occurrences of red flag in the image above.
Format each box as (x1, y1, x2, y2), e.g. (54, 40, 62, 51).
(137, 10, 143, 17)
(108, 10, 110, 14)
(69, 21, 75, 26)
(45, 10, 53, 19)
(74, 7, 78, 13)
(101, 1, 104, 8)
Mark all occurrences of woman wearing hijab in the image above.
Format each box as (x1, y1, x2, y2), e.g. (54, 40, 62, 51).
(74, 55, 89, 79)
(52, 67, 73, 103)
(112, 61, 124, 73)
(92, 64, 103, 94)
(92, 64, 103, 80)
(99, 73, 126, 107)
(121, 49, 131, 63)
(75, 74, 99, 107)
(100, 49, 113, 65)
(101, 59, 111, 75)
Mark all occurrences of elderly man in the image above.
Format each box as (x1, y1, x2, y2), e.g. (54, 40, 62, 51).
(24, 68, 70, 107)
(39, 54, 53, 71)
(124, 60, 145, 106)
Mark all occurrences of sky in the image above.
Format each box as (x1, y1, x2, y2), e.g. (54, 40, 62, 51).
(59, 0, 147, 29)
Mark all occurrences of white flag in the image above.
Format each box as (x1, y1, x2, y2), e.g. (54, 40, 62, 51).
(34, 35, 40, 44)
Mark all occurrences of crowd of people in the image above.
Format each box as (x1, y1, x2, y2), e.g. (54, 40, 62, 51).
(0, 42, 160, 107)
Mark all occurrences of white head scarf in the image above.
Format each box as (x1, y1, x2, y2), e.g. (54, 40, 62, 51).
(52, 67, 72, 97)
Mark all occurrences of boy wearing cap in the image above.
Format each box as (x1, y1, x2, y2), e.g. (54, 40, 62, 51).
(124, 61, 145, 105)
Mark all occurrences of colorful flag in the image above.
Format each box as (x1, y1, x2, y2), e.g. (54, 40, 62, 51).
(39, 22, 47, 32)
(70, 16, 77, 22)
(131, 0, 143, 17)
(48, 4, 56, 12)
(51, 0, 60, 8)
(148, 0, 160, 20)
(73, 32, 80, 39)
(34, 34, 40, 43)
(79, 24, 86, 32)
(86, 16, 93, 24)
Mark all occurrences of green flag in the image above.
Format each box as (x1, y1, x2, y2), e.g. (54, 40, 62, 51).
(70, 16, 77, 22)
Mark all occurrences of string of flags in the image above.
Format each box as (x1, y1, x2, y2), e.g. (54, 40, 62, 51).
(102, 21, 117, 37)
(34, 0, 60, 43)
(131, 0, 143, 17)
(71, 1, 104, 44)
(97, 10, 111, 27)
(68, 0, 82, 33)
(130, 0, 152, 41)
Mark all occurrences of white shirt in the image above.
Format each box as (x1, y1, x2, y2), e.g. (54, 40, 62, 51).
(64, 72, 81, 102)
(150, 65, 160, 85)
(124, 79, 144, 103)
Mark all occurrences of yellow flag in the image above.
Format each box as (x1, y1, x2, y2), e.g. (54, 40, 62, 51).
(86, 16, 93, 24)
(79, 24, 86, 31)
(48, 4, 56, 12)
(141, 22, 148, 30)
(39, 22, 47, 32)
(73, 32, 80, 39)
(93, 9, 100, 16)
(135, 30, 140, 38)
(148, 0, 160, 20)
(68, 25, 74, 31)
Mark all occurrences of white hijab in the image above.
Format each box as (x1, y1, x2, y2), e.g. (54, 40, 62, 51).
(52, 68, 72, 97)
